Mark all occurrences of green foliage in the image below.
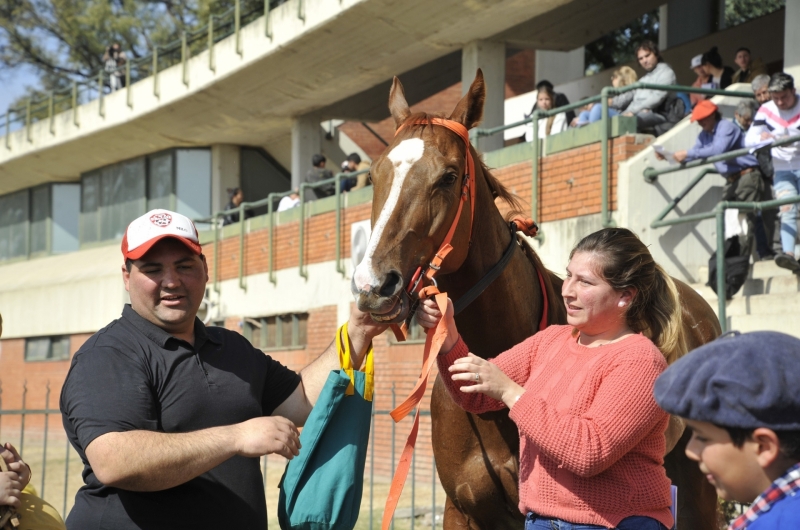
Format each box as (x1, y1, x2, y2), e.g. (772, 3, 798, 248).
(583, 9, 660, 76)
(725, 0, 785, 27)
(0, 0, 282, 111)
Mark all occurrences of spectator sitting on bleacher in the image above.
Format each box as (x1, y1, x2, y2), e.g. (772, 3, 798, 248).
(528, 80, 575, 126)
(277, 190, 300, 212)
(752, 74, 771, 106)
(305, 154, 335, 201)
(343, 153, 372, 191)
(731, 47, 767, 85)
(222, 187, 254, 226)
(527, 85, 567, 140)
(735, 99, 759, 131)
(572, 66, 638, 126)
(689, 54, 711, 107)
(700, 46, 734, 90)
(660, 100, 775, 262)
(746, 73, 800, 273)
(619, 40, 676, 132)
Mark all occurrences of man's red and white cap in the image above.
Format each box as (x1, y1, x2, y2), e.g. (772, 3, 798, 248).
(121, 209, 202, 260)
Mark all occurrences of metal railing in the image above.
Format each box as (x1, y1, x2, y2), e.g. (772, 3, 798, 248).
(641, 134, 800, 331)
(0, 380, 443, 528)
(1, 0, 293, 144)
(473, 83, 755, 232)
(196, 169, 369, 291)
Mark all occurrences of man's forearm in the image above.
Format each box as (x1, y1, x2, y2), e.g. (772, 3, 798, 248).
(86, 425, 238, 492)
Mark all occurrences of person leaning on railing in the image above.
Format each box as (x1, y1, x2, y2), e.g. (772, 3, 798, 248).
(660, 100, 776, 261)
(745, 73, 800, 273)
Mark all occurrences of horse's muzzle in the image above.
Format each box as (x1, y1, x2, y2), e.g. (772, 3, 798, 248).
(351, 274, 411, 324)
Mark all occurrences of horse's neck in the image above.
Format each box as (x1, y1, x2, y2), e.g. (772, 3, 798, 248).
(437, 178, 545, 357)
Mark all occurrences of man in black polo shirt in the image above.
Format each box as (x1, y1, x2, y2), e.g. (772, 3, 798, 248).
(60, 209, 385, 529)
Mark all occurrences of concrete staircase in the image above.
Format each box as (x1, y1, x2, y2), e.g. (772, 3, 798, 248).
(691, 261, 800, 338)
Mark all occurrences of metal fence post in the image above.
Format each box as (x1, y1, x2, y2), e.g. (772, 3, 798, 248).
(391, 383, 396, 530)
(530, 110, 540, 226)
(48, 91, 55, 134)
(239, 203, 247, 291)
(335, 173, 346, 277)
(25, 98, 32, 142)
(268, 192, 277, 284)
(41, 382, 51, 497)
(265, 0, 272, 39)
(235, 0, 242, 55)
(369, 396, 375, 529)
(298, 0, 305, 21)
(182, 32, 189, 86)
(19, 382, 27, 455)
(126, 60, 132, 108)
(716, 204, 728, 332)
(431, 455, 436, 529)
(213, 213, 220, 293)
(153, 46, 160, 98)
(72, 82, 79, 127)
(97, 71, 104, 117)
(63, 439, 71, 516)
(600, 86, 615, 228)
(208, 15, 216, 71)
(298, 183, 309, 279)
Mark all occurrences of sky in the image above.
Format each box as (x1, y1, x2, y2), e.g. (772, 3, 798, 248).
(0, 67, 40, 112)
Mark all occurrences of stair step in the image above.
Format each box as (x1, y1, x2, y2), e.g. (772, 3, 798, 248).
(697, 259, 797, 283)
(722, 314, 800, 339)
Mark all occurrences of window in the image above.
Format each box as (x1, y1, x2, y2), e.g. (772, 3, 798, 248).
(148, 152, 174, 211)
(25, 336, 71, 362)
(29, 185, 50, 255)
(0, 190, 30, 261)
(244, 313, 308, 350)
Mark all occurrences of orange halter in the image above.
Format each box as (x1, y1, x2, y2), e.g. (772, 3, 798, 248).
(394, 118, 476, 298)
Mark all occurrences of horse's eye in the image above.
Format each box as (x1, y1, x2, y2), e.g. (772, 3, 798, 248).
(441, 173, 458, 186)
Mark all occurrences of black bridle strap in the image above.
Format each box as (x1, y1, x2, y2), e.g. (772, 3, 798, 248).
(453, 225, 519, 316)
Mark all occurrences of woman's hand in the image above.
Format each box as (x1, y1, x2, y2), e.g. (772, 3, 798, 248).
(0, 444, 29, 490)
(449, 353, 524, 408)
(415, 297, 459, 354)
(0, 471, 22, 509)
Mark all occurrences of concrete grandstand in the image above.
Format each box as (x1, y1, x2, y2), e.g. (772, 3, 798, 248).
(0, 0, 798, 522)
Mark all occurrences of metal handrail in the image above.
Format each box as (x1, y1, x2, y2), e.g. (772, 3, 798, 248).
(644, 134, 800, 180)
(473, 82, 756, 232)
(1, 0, 293, 141)
(197, 168, 369, 290)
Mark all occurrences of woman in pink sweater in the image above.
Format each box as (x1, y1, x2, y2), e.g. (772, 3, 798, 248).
(418, 228, 684, 530)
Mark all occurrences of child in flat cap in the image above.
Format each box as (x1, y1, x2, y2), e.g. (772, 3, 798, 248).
(654, 330, 800, 529)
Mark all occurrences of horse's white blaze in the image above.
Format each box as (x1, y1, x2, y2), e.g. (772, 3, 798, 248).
(353, 138, 425, 292)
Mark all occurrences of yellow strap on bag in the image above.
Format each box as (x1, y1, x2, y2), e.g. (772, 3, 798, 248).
(336, 323, 374, 401)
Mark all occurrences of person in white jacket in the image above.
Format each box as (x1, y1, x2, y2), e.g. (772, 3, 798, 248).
(620, 41, 676, 131)
(745, 73, 800, 272)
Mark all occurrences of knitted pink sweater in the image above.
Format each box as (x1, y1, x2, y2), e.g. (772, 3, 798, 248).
(437, 325, 673, 528)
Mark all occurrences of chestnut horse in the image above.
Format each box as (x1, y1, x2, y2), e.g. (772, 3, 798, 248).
(352, 70, 721, 529)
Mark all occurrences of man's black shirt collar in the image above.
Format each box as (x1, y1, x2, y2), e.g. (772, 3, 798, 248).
(121, 304, 221, 349)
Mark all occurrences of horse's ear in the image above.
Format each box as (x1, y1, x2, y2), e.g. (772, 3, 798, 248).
(389, 77, 411, 129)
(449, 69, 485, 129)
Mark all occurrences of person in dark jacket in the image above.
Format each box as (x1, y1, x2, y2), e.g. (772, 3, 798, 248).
(701, 47, 735, 90)
(305, 154, 335, 200)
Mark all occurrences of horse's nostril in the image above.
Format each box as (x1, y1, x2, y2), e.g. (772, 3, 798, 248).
(379, 271, 403, 298)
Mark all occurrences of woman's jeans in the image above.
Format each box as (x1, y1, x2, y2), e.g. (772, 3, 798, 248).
(525, 512, 668, 530)
(576, 105, 620, 125)
(773, 169, 800, 254)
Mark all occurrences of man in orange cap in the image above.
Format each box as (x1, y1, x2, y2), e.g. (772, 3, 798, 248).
(656, 99, 775, 260)
(60, 209, 387, 530)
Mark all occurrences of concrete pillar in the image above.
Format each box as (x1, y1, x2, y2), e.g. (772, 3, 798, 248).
(291, 114, 321, 190)
(210, 144, 240, 213)
(534, 47, 584, 87)
(462, 40, 505, 153)
(785, 0, 800, 80)
(658, 5, 669, 51)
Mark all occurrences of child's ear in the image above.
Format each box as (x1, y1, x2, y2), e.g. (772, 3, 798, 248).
(752, 428, 783, 468)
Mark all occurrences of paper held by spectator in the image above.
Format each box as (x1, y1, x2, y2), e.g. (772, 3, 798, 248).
(653, 145, 677, 163)
(748, 138, 774, 154)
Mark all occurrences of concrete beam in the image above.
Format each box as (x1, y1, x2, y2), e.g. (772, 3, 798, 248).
(291, 114, 322, 190)
(498, 0, 664, 50)
(535, 47, 585, 87)
(463, 41, 505, 153)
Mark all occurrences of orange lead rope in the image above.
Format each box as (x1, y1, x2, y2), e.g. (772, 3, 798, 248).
(381, 119, 548, 529)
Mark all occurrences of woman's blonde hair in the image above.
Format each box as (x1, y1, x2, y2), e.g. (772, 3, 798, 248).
(611, 66, 638, 88)
(570, 228, 687, 364)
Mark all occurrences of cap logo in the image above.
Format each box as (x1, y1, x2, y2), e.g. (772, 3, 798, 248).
(150, 213, 172, 227)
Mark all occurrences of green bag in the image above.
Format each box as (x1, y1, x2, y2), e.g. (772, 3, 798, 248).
(278, 323, 374, 530)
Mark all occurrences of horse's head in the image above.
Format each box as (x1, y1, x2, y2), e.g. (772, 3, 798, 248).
(351, 70, 486, 323)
